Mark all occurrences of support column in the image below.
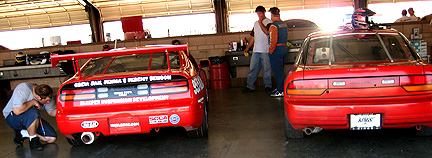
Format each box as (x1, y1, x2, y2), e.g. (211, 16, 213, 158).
(354, 0, 367, 9)
(83, 1, 104, 43)
(214, 0, 228, 33)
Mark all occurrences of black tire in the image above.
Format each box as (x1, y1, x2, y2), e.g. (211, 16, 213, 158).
(66, 133, 85, 146)
(284, 112, 304, 139)
(416, 126, 432, 136)
(187, 102, 209, 138)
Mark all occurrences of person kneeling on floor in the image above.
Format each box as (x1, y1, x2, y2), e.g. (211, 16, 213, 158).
(2, 83, 57, 151)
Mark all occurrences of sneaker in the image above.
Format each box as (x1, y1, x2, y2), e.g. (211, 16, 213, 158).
(29, 137, 44, 151)
(242, 87, 255, 93)
(13, 129, 24, 147)
(269, 88, 278, 94)
(270, 91, 284, 97)
(265, 87, 272, 92)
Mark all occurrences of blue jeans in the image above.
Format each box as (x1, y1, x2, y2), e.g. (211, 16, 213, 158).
(269, 46, 287, 93)
(247, 52, 272, 89)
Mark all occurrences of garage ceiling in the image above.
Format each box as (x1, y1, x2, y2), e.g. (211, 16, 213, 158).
(0, 0, 420, 32)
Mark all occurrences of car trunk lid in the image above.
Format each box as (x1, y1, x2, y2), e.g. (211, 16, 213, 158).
(287, 61, 432, 98)
(302, 61, 424, 81)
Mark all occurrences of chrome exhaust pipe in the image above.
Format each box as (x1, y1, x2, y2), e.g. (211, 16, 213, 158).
(81, 132, 95, 145)
(303, 127, 323, 135)
(303, 127, 313, 135)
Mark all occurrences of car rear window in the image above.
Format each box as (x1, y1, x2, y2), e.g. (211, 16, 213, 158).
(81, 51, 181, 76)
(305, 33, 415, 65)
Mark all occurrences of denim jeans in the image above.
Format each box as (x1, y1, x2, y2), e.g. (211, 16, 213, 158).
(269, 46, 287, 93)
(247, 52, 272, 89)
(6, 107, 57, 137)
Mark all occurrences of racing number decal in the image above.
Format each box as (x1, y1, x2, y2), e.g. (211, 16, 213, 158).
(192, 76, 204, 95)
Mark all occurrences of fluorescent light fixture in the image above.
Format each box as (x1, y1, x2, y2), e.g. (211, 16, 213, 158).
(77, 0, 86, 6)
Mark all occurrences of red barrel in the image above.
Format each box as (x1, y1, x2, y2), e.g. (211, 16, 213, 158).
(209, 56, 230, 89)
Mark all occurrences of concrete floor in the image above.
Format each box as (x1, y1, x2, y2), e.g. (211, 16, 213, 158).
(1, 87, 432, 158)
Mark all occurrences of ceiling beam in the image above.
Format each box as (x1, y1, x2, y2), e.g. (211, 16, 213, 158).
(0, 3, 79, 14)
(0, 8, 83, 18)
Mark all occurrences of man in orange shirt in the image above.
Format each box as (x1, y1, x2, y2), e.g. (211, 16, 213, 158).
(268, 7, 288, 97)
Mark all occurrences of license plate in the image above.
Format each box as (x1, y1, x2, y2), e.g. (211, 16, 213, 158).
(109, 117, 141, 134)
(350, 114, 381, 130)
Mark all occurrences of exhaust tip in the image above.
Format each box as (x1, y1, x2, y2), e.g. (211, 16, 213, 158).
(81, 132, 95, 145)
(303, 127, 323, 135)
(303, 128, 313, 135)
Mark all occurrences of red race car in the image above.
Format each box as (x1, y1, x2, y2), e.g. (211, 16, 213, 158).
(51, 44, 210, 145)
(284, 28, 432, 138)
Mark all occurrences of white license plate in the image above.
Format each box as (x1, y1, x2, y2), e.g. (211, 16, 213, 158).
(350, 114, 381, 130)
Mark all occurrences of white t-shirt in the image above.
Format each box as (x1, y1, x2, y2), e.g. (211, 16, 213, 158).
(395, 16, 410, 22)
(252, 18, 272, 53)
(408, 15, 419, 21)
(2, 83, 56, 118)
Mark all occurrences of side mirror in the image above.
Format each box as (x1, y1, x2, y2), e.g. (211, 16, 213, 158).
(199, 60, 211, 68)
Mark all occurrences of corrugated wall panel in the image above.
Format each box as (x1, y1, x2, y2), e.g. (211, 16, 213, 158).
(9, 17, 28, 28)
(119, 5, 143, 16)
(0, 19, 11, 31)
(0, 0, 424, 31)
(68, 11, 88, 22)
(100, 7, 121, 17)
(27, 14, 50, 25)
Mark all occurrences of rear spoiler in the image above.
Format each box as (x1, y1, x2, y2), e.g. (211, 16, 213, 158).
(50, 44, 188, 68)
(51, 44, 188, 79)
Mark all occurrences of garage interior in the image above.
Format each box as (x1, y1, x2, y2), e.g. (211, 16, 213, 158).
(1, 0, 432, 157)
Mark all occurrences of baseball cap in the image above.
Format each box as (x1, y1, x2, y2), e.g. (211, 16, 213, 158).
(269, 7, 280, 15)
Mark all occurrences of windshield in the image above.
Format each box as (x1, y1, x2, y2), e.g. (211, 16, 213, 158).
(305, 33, 416, 65)
(81, 51, 181, 76)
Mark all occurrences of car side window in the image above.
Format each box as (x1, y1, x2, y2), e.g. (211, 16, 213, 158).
(381, 35, 414, 61)
(297, 38, 309, 65)
(305, 38, 332, 64)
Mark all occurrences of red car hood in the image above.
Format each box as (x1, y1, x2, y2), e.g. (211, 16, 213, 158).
(302, 60, 426, 79)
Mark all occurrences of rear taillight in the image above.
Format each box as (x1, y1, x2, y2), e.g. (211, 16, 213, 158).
(401, 75, 432, 92)
(150, 81, 189, 95)
(60, 88, 96, 101)
(150, 81, 187, 88)
(286, 79, 328, 96)
(60, 80, 189, 101)
(61, 88, 95, 94)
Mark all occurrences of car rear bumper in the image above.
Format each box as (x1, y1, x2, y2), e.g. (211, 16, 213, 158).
(285, 95, 432, 130)
(57, 105, 204, 136)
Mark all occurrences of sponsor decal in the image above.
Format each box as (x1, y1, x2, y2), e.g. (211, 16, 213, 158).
(80, 100, 101, 106)
(104, 78, 123, 85)
(128, 77, 149, 83)
(150, 75, 171, 81)
(113, 91, 133, 97)
(110, 122, 140, 128)
(149, 115, 169, 124)
(74, 75, 172, 88)
(169, 114, 180, 124)
(81, 121, 99, 128)
(192, 76, 205, 95)
(198, 97, 204, 103)
(78, 95, 169, 106)
(74, 82, 90, 88)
